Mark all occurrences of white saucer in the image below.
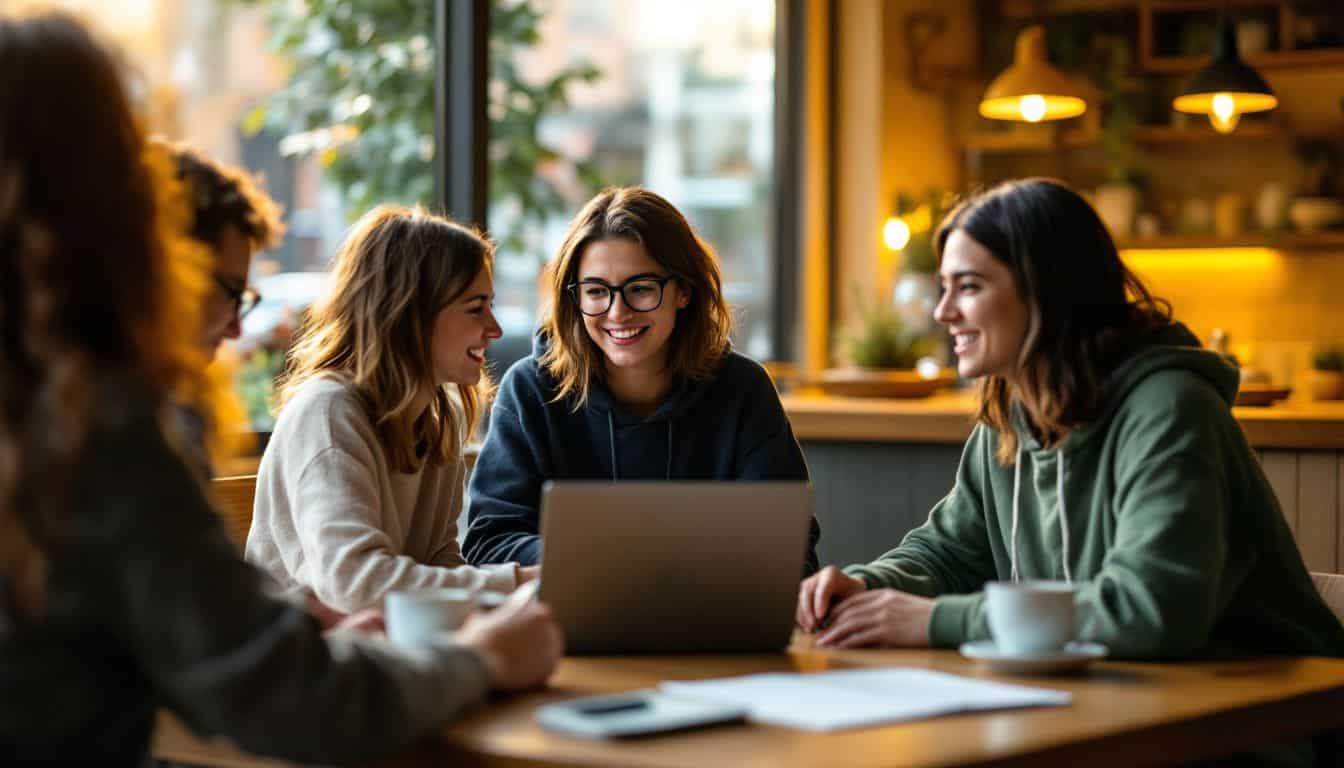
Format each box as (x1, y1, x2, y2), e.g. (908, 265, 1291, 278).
(959, 640, 1109, 675)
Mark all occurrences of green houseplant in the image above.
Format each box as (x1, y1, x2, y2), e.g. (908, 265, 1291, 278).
(1309, 346, 1344, 401)
(820, 288, 951, 398)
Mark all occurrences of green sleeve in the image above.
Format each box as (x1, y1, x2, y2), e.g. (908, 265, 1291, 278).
(930, 376, 1232, 655)
(1067, 377, 1229, 658)
(843, 427, 998, 640)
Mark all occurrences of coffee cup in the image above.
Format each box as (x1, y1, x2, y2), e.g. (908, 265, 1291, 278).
(985, 580, 1074, 655)
(385, 588, 479, 648)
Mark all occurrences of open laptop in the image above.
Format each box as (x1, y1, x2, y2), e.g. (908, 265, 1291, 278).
(537, 481, 814, 654)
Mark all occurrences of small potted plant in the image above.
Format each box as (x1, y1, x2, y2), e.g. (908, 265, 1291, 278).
(1308, 346, 1344, 401)
(820, 289, 953, 398)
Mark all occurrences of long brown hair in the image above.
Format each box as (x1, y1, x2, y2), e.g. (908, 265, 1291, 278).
(935, 178, 1171, 464)
(278, 205, 494, 473)
(539, 187, 733, 407)
(0, 13, 220, 616)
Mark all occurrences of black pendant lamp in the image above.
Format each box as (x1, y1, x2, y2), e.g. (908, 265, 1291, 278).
(1171, 5, 1277, 134)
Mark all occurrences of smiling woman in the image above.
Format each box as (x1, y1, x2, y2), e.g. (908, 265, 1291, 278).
(797, 181, 1344, 730)
(463, 187, 821, 576)
(245, 205, 535, 614)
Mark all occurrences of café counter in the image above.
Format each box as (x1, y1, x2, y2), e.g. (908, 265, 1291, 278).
(782, 390, 1344, 574)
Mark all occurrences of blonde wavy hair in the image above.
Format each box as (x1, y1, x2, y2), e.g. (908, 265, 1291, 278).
(0, 13, 228, 617)
(539, 187, 733, 408)
(277, 206, 495, 473)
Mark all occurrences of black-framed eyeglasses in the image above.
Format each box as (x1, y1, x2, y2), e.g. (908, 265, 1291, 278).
(215, 273, 262, 319)
(567, 275, 672, 317)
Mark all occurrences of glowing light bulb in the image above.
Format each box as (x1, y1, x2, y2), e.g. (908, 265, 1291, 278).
(883, 217, 911, 251)
(1018, 94, 1047, 123)
(1209, 93, 1240, 134)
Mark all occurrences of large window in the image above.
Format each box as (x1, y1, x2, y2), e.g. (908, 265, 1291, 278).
(44, 0, 788, 430)
(486, 0, 780, 367)
(44, 0, 358, 429)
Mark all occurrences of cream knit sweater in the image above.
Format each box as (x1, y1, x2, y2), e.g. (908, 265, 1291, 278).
(246, 375, 517, 612)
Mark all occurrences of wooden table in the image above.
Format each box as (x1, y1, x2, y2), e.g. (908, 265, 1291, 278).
(154, 642, 1344, 768)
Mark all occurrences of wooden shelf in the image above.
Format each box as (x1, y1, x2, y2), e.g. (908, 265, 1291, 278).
(961, 122, 1286, 154)
(1131, 123, 1284, 143)
(999, 0, 1138, 17)
(1117, 231, 1344, 251)
(1144, 48, 1344, 74)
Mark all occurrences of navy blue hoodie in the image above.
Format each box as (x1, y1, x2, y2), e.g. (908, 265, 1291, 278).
(464, 335, 819, 573)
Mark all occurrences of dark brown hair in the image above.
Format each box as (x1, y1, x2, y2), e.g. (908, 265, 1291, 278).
(0, 13, 221, 615)
(935, 178, 1171, 464)
(156, 138, 285, 251)
(278, 205, 494, 473)
(539, 187, 733, 407)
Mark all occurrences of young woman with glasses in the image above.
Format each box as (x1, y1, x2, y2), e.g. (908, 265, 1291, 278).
(463, 187, 820, 574)
(0, 13, 559, 765)
(246, 206, 542, 614)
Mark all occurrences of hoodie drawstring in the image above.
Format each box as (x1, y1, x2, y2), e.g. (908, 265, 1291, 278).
(1057, 450, 1073, 584)
(1010, 446, 1023, 583)
(608, 412, 619, 481)
(1008, 445, 1073, 585)
(605, 412, 674, 481)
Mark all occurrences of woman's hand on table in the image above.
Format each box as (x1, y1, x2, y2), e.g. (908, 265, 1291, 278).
(456, 583, 563, 691)
(814, 588, 934, 648)
(305, 591, 386, 635)
(796, 566, 866, 632)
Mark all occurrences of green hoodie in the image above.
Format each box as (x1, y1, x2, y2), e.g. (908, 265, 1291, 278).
(847, 323, 1344, 660)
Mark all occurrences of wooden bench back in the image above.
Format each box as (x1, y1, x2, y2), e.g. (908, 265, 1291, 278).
(213, 474, 256, 551)
(1313, 572, 1344, 626)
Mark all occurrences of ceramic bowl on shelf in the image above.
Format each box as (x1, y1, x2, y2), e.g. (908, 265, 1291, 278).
(818, 367, 957, 399)
(1288, 197, 1344, 234)
(1235, 383, 1292, 407)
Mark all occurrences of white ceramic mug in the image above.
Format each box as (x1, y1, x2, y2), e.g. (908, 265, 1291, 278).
(985, 581, 1075, 655)
(385, 588, 479, 648)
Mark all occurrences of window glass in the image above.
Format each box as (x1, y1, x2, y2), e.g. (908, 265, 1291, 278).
(48, 0, 427, 429)
(488, 0, 778, 367)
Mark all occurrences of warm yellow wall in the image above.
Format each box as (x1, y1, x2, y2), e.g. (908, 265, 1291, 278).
(877, 0, 975, 277)
(833, 0, 883, 334)
(1126, 248, 1344, 388)
(833, 0, 975, 349)
(828, 2, 1342, 385)
(797, 0, 833, 381)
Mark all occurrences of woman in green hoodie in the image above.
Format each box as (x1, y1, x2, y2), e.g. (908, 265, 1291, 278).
(797, 178, 1344, 664)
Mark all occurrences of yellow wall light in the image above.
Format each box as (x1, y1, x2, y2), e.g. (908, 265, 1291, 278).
(979, 26, 1086, 123)
(883, 216, 912, 251)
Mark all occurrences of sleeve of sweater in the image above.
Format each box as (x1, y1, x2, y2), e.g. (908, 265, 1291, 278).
(733, 360, 821, 575)
(463, 367, 550, 566)
(842, 425, 998, 622)
(81, 404, 493, 764)
(289, 444, 516, 613)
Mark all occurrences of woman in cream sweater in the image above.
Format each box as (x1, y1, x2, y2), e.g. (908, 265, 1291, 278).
(247, 206, 536, 612)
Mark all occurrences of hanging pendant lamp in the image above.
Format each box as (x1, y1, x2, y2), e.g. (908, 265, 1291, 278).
(1171, 8, 1277, 134)
(979, 25, 1087, 123)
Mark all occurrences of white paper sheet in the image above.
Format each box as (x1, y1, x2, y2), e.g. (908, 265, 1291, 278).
(659, 668, 1071, 731)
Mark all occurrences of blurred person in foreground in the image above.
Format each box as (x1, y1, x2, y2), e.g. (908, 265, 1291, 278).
(0, 12, 561, 766)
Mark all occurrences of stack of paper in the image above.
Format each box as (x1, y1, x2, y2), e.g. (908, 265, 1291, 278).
(660, 668, 1070, 732)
